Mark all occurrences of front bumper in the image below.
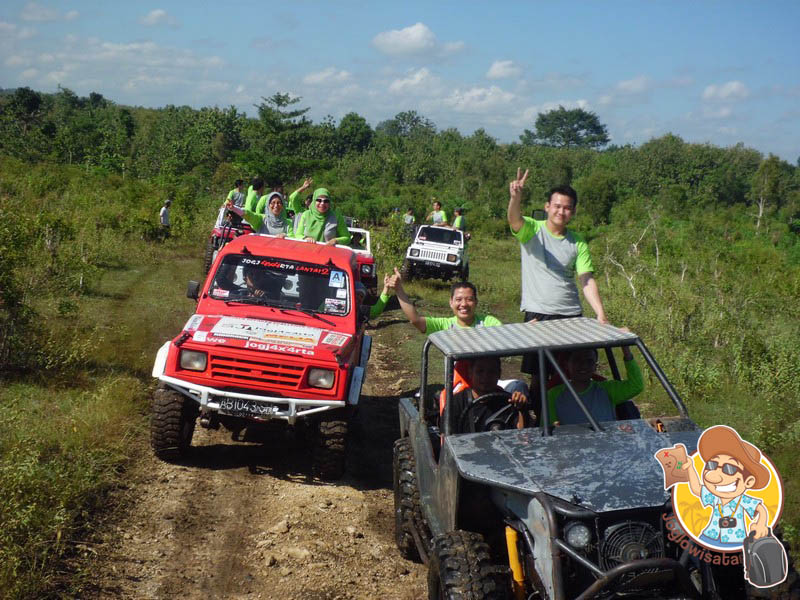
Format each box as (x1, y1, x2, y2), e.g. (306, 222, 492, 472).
(152, 342, 364, 425)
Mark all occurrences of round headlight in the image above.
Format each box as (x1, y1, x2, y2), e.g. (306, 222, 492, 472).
(410, 248, 420, 257)
(361, 264, 373, 275)
(308, 368, 335, 389)
(180, 349, 207, 371)
(564, 521, 592, 550)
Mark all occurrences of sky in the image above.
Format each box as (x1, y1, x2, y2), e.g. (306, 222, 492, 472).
(1, 1, 799, 161)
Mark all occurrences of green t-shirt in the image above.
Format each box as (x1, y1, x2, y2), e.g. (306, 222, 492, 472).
(424, 314, 502, 335)
(244, 187, 261, 213)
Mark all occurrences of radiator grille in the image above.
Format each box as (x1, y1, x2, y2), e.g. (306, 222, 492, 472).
(209, 354, 304, 388)
(419, 249, 447, 261)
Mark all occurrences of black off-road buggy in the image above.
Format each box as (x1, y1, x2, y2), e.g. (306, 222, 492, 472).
(393, 318, 797, 599)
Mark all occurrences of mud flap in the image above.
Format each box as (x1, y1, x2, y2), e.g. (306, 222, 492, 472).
(360, 334, 372, 367)
(347, 366, 365, 406)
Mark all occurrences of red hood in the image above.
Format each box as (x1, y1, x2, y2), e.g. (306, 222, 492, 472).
(179, 313, 354, 361)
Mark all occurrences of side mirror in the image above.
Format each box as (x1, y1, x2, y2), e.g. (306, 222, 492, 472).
(186, 280, 200, 300)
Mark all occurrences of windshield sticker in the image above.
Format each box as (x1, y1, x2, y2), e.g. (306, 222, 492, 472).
(325, 298, 346, 311)
(328, 270, 345, 288)
(321, 332, 350, 347)
(192, 331, 208, 342)
(183, 314, 204, 332)
(239, 257, 330, 276)
(212, 288, 230, 298)
(210, 317, 323, 347)
(336, 288, 347, 299)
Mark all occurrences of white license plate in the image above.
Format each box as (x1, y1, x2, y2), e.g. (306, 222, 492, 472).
(217, 398, 280, 419)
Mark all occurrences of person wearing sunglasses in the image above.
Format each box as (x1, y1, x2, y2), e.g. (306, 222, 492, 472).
(293, 187, 351, 246)
(226, 191, 292, 237)
(680, 425, 771, 548)
(545, 344, 643, 426)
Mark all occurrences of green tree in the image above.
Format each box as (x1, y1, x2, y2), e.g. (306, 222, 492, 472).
(337, 112, 373, 154)
(521, 106, 609, 149)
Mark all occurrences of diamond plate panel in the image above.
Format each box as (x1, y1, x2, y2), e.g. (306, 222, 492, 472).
(428, 317, 638, 359)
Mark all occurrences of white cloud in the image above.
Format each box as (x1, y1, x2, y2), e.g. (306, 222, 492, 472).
(372, 22, 463, 57)
(442, 41, 465, 54)
(303, 67, 351, 85)
(703, 106, 733, 120)
(0, 20, 36, 42)
(139, 9, 179, 27)
(389, 67, 439, 93)
(616, 75, 650, 94)
(21, 68, 39, 80)
(441, 86, 515, 113)
(20, 2, 78, 22)
(599, 75, 652, 106)
(20, 2, 58, 22)
(486, 60, 521, 80)
(702, 80, 749, 101)
(5, 55, 28, 67)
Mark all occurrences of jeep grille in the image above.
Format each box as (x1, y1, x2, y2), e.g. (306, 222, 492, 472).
(418, 249, 447, 261)
(209, 354, 304, 388)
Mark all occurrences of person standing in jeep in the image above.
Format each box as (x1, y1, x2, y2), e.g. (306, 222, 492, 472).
(508, 169, 608, 322)
(226, 179, 246, 208)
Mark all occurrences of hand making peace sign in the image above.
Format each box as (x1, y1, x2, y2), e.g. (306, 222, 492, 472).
(508, 167, 529, 203)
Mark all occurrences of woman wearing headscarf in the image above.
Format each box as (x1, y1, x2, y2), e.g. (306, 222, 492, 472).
(226, 191, 292, 237)
(293, 188, 351, 246)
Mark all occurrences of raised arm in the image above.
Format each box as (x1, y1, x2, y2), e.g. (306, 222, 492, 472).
(392, 267, 426, 333)
(507, 167, 528, 233)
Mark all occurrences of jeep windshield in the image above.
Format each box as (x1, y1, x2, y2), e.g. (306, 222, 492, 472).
(208, 254, 350, 317)
(416, 227, 462, 246)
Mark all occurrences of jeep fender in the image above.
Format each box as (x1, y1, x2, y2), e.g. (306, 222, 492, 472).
(152, 341, 171, 377)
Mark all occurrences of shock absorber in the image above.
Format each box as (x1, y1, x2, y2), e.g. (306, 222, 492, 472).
(505, 526, 527, 600)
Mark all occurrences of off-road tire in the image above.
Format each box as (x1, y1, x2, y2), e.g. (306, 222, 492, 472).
(401, 259, 414, 282)
(461, 264, 469, 281)
(150, 387, 199, 461)
(428, 531, 506, 599)
(393, 438, 424, 562)
(312, 418, 348, 480)
(203, 237, 215, 273)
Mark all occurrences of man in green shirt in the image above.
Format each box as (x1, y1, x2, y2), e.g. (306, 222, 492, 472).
(391, 270, 501, 334)
(244, 177, 265, 213)
(546, 345, 643, 425)
(226, 179, 246, 208)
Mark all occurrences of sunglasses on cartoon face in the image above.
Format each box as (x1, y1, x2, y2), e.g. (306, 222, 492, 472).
(704, 460, 742, 476)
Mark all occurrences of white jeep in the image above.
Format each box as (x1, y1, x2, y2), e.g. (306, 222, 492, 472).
(401, 225, 468, 282)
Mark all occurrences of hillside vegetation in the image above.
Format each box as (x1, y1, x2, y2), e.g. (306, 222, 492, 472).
(1, 87, 799, 598)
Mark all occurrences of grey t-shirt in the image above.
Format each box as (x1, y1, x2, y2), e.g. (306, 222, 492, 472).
(512, 218, 593, 315)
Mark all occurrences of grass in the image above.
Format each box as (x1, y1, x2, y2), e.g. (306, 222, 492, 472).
(0, 234, 204, 599)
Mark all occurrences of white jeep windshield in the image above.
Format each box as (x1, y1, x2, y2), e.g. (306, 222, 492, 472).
(209, 254, 350, 316)
(416, 227, 462, 246)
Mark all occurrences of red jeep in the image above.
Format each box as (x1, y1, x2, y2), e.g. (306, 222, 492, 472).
(203, 206, 253, 273)
(151, 234, 371, 479)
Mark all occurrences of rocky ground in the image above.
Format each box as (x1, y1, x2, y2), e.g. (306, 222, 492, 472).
(84, 327, 427, 600)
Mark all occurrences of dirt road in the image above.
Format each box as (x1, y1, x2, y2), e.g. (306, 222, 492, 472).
(85, 331, 427, 600)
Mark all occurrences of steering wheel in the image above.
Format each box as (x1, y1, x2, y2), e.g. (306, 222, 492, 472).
(457, 391, 521, 433)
